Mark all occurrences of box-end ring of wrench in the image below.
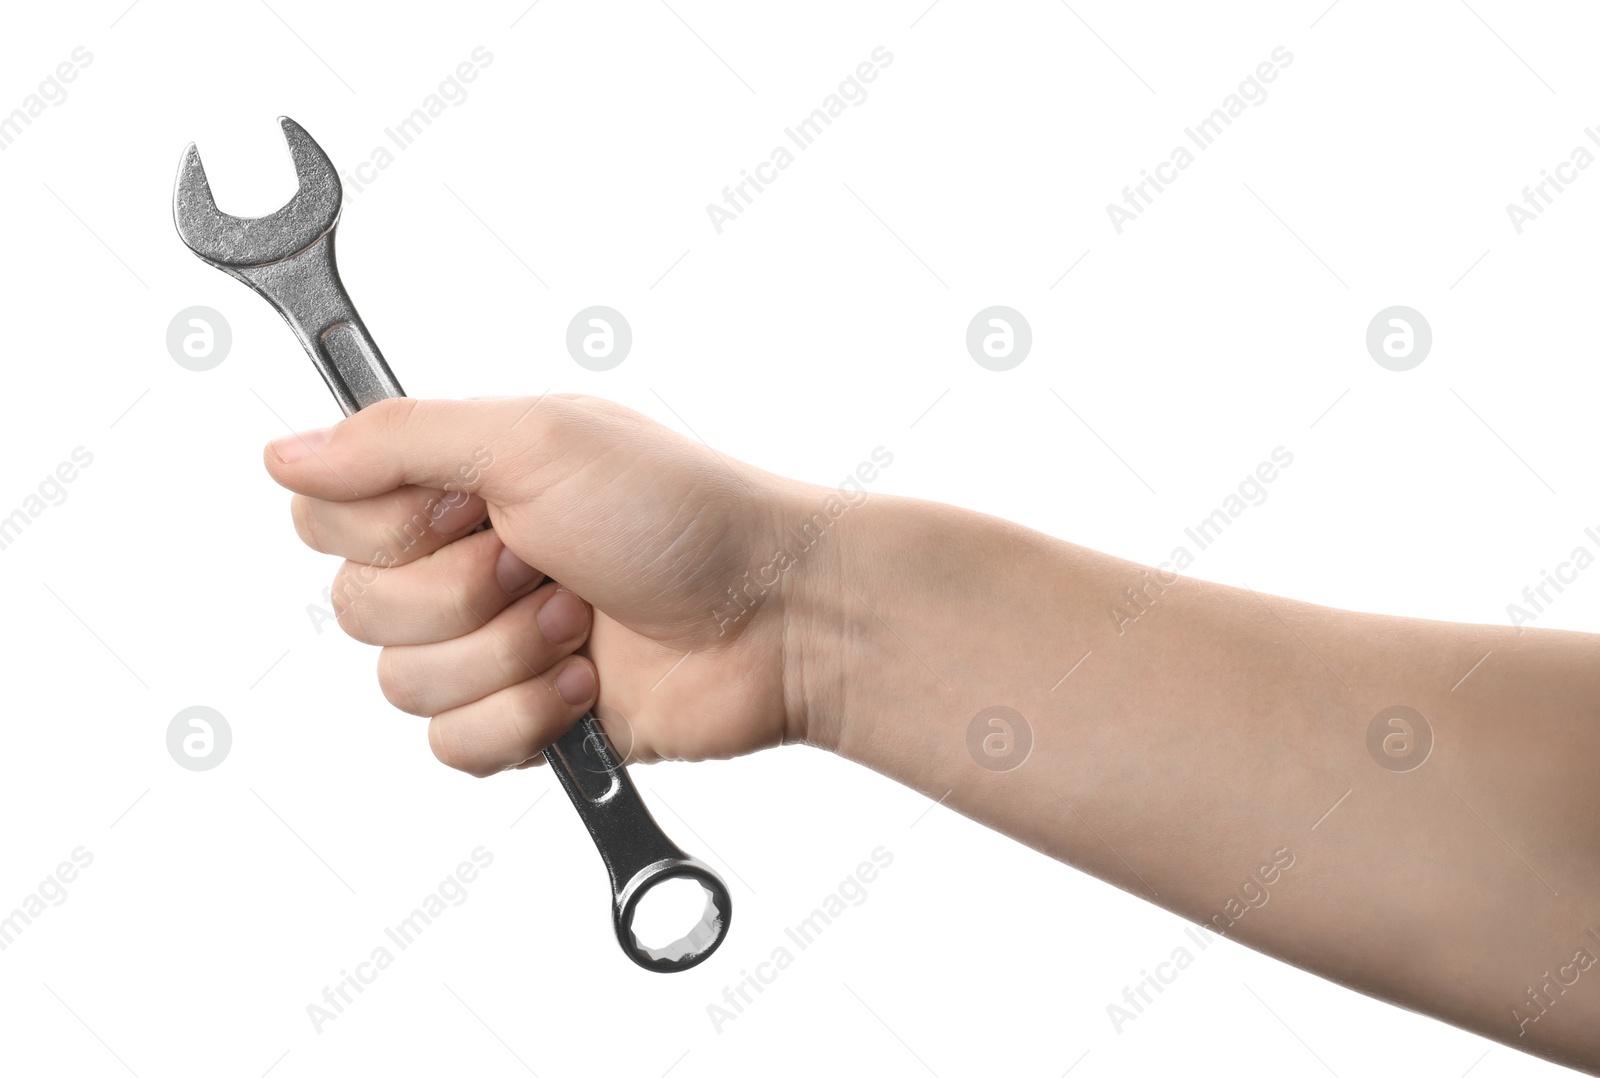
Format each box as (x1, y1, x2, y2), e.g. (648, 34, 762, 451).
(173, 116, 730, 972)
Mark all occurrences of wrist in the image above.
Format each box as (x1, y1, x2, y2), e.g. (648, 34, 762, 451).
(769, 478, 858, 755)
(781, 486, 1109, 787)
(777, 486, 1011, 765)
(774, 482, 946, 757)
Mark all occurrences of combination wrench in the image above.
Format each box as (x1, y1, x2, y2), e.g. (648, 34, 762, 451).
(173, 117, 730, 972)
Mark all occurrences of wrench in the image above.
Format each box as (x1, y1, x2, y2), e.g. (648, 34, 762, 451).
(173, 117, 731, 972)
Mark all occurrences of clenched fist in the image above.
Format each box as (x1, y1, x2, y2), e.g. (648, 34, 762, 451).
(264, 394, 834, 776)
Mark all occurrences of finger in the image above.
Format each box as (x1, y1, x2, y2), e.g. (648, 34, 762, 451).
(263, 396, 556, 503)
(292, 485, 487, 566)
(427, 656, 598, 777)
(333, 529, 546, 645)
(377, 583, 592, 716)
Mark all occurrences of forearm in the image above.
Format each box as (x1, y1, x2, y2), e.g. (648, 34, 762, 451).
(792, 490, 1600, 1071)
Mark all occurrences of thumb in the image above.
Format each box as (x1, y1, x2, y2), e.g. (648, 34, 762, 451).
(262, 396, 542, 502)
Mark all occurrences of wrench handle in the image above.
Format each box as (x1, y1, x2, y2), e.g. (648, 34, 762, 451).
(544, 715, 731, 971)
(233, 231, 405, 414)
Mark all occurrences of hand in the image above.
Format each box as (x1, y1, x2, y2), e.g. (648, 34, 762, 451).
(263, 394, 829, 776)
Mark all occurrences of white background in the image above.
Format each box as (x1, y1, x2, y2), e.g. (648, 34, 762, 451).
(1, 1, 1596, 1075)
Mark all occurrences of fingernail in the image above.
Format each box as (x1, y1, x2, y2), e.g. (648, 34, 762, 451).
(554, 660, 595, 705)
(429, 490, 482, 535)
(267, 428, 333, 464)
(495, 547, 544, 595)
(537, 589, 590, 645)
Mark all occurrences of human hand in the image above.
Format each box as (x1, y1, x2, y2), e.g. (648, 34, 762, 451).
(263, 394, 830, 776)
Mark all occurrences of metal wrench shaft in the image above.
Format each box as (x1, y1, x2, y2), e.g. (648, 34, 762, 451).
(231, 231, 401, 413)
(174, 117, 730, 972)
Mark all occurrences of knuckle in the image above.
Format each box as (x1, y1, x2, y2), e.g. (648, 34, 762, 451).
(377, 502, 431, 566)
(334, 603, 368, 644)
(427, 716, 460, 769)
(376, 649, 423, 714)
(428, 716, 490, 778)
(447, 585, 484, 638)
(332, 563, 378, 644)
(361, 395, 418, 438)
(492, 616, 536, 685)
(528, 394, 581, 442)
(290, 495, 327, 553)
(516, 406, 557, 451)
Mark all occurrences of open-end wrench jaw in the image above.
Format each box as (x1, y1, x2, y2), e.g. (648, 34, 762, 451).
(173, 116, 342, 269)
(171, 116, 402, 414)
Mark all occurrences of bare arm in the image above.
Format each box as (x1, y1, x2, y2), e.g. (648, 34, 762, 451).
(794, 491, 1600, 1072)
